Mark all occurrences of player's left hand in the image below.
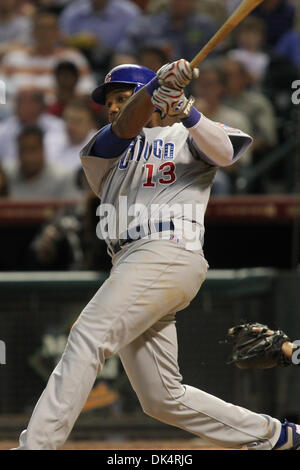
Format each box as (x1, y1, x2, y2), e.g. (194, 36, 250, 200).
(156, 59, 199, 90)
(151, 86, 195, 119)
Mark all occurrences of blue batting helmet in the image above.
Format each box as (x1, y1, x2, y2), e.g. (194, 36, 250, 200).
(92, 64, 156, 105)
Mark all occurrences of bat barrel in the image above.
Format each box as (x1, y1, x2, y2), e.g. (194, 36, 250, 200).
(190, 0, 264, 69)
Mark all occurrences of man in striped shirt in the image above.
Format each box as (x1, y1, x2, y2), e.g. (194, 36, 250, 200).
(0, 8, 96, 104)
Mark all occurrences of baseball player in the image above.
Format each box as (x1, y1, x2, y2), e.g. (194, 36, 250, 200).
(15, 61, 300, 450)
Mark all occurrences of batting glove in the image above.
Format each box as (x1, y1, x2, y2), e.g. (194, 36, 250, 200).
(151, 86, 195, 119)
(156, 59, 199, 90)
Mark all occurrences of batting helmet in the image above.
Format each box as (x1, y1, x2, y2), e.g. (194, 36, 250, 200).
(92, 64, 156, 105)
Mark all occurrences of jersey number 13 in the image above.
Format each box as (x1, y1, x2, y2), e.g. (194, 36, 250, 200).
(143, 162, 176, 188)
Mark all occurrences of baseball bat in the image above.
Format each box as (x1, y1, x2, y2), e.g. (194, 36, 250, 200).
(190, 0, 264, 69)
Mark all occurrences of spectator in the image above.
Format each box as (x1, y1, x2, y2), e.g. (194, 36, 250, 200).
(47, 61, 81, 118)
(192, 61, 253, 194)
(51, 97, 99, 172)
(145, 0, 167, 12)
(259, 53, 298, 192)
(6, 125, 81, 200)
(0, 0, 32, 59)
(132, 0, 150, 10)
(28, 192, 112, 271)
(196, 0, 227, 27)
(27, 0, 73, 15)
(0, 164, 9, 197)
(59, 0, 141, 72)
(59, 0, 141, 48)
(221, 57, 278, 157)
(226, 0, 241, 15)
(109, 53, 138, 69)
(137, 44, 171, 72)
(115, 0, 217, 63)
(228, 17, 270, 84)
(193, 61, 253, 139)
(251, 0, 296, 48)
(275, 30, 300, 69)
(0, 88, 64, 170)
(0, 7, 96, 102)
(262, 54, 298, 129)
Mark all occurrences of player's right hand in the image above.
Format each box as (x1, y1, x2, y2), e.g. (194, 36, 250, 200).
(151, 85, 195, 119)
(156, 59, 199, 90)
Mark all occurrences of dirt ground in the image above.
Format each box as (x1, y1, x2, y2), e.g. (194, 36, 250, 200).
(0, 439, 245, 450)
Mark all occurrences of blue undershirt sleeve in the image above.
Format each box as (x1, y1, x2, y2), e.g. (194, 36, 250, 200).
(91, 124, 133, 159)
(181, 107, 202, 128)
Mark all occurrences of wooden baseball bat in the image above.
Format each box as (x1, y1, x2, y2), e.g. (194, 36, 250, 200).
(190, 0, 264, 69)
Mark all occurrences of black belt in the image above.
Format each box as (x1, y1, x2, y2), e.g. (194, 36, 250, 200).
(112, 220, 175, 255)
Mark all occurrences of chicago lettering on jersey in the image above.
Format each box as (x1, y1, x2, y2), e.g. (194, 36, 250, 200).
(119, 136, 175, 170)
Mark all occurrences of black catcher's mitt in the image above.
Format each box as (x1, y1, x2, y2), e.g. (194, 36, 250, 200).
(226, 322, 292, 369)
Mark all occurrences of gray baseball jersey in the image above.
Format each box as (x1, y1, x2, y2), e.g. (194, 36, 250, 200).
(81, 121, 252, 250)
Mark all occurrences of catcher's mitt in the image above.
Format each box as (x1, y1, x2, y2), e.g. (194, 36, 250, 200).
(226, 322, 292, 369)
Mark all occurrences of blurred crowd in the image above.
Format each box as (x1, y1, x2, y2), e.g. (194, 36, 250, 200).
(0, 0, 299, 201)
(0, 0, 299, 270)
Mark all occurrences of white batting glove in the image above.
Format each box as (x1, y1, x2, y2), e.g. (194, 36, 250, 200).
(151, 86, 195, 119)
(156, 59, 199, 90)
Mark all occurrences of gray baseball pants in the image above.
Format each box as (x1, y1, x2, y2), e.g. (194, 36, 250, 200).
(16, 238, 281, 450)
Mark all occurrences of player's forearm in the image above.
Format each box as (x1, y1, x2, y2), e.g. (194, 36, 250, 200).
(112, 87, 156, 139)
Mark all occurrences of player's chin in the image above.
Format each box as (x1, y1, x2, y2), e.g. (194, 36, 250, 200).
(108, 113, 118, 123)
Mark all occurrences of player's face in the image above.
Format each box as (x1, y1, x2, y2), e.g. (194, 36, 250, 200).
(105, 88, 133, 123)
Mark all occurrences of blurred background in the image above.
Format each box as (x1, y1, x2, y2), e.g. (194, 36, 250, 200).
(0, 0, 299, 445)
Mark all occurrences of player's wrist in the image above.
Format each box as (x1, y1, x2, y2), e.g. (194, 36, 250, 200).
(181, 106, 201, 129)
(145, 77, 160, 97)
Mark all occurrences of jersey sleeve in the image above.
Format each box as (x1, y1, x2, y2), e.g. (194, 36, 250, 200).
(189, 122, 253, 167)
(217, 123, 253, 163)
(80, 129, 120, 197)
